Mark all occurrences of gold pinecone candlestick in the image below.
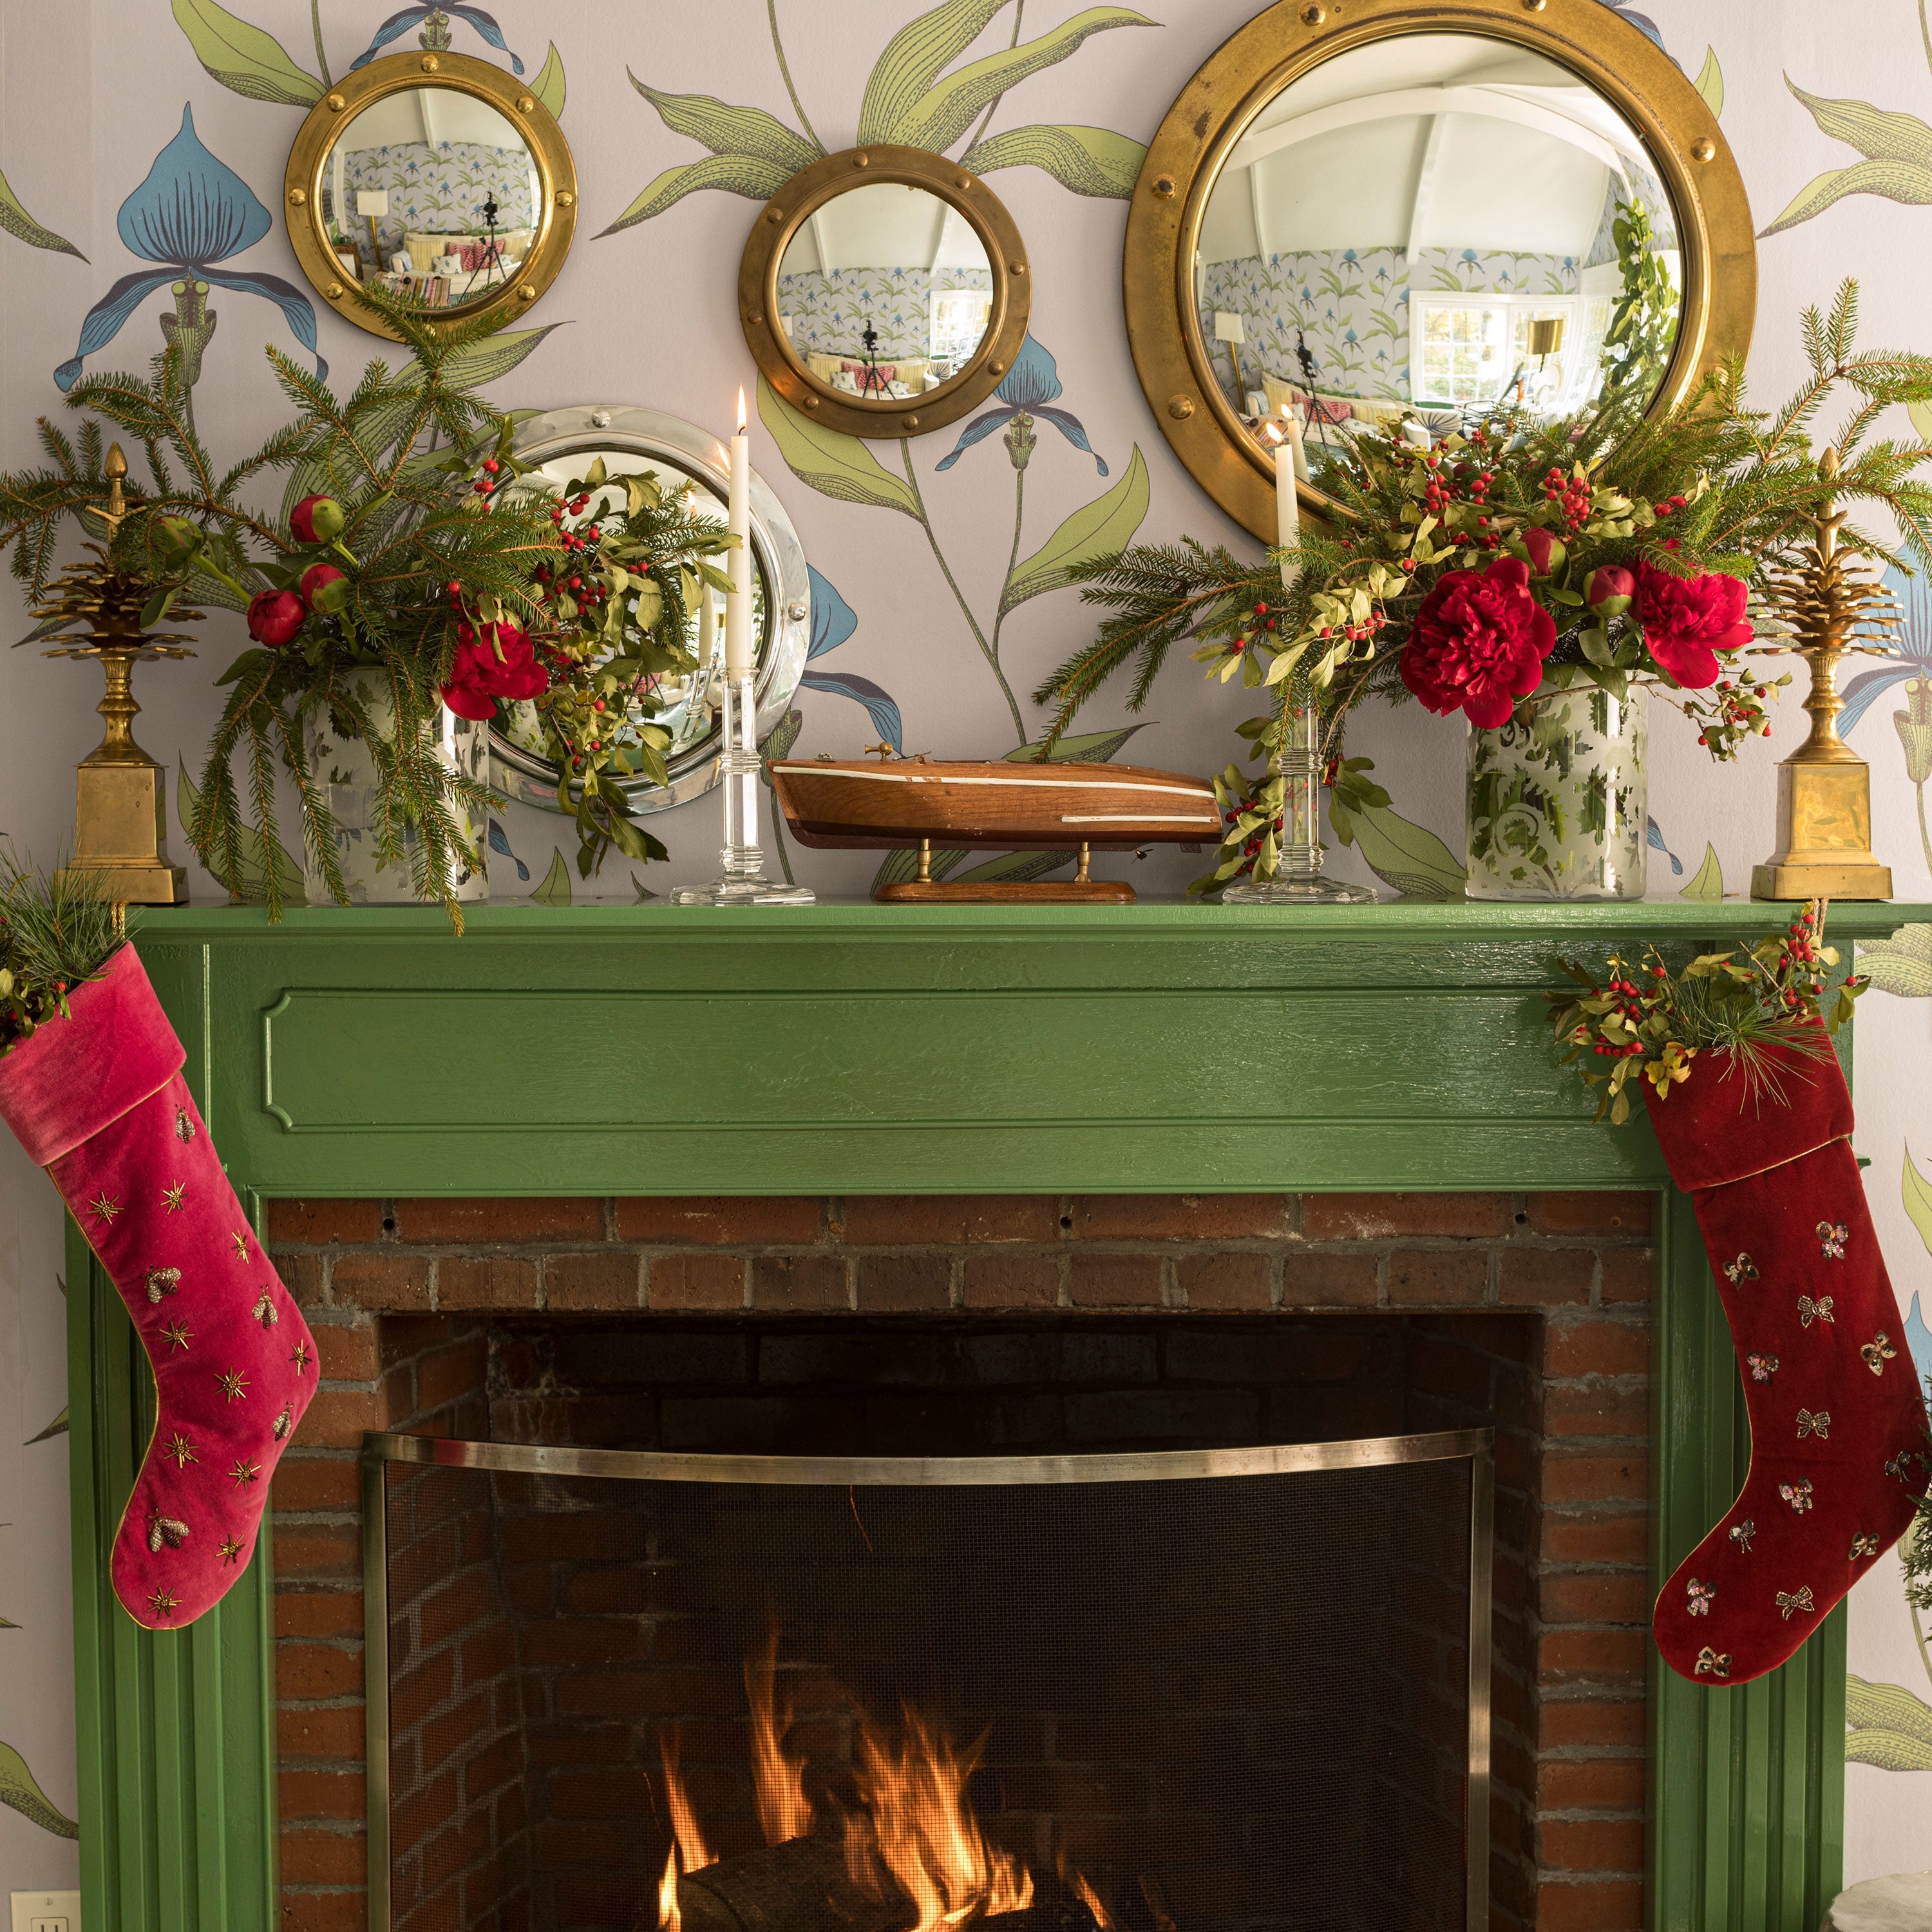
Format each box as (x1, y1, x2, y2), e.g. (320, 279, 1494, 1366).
(1750, 448, 1895, 901)
(37, 444, 202, 905)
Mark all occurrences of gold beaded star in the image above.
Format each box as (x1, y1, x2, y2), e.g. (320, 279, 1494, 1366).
(160, 1319, 193, 1353)
(218, 1368, 249, 1402)
(166, 1432, 198, 1469)
(218, 1535, 245, 1566)
(90, 1191, 121, 1224)
(163, 1181, 187, 1213)
(147, 1586, 180, 1620)
(230, 1231, 250, 1260)
(229, 1457, 261, 1491)
(290, 1338, 312, 1374)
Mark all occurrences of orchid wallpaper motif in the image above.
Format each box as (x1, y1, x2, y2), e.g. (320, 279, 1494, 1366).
(1, 0, 1931, 1893)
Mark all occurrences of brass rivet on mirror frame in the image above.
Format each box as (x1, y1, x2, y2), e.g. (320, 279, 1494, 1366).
(1168, 393, 1197, 420)
(802, 394, 820, 409)
(1152, 175, 1176, 199)
(1522, 0, 1546, 10)
(287, 187, 308, 206)
(1300, 3, 1324, 22)
(518, 96, 535, 113)
(326, 281, 344, 298)
(1692, 137, 1717, 162)
(853, 153, 870, 168)
(748, 313, 764, 327)
(989, 361, 1005, 374)
(421, 54, 439, 71)
(326, 93, 346, 111)
(956, 176, 973, 191)
(902, 414, 920, 430)
(1009, 261, 1027, 276)
(556, 190, 574, 207)
(518, 283, 537, 301)
(766, 207, 785, 224)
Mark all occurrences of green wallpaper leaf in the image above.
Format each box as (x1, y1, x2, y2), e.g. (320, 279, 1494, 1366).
(628, 76, 820, 171)
(24, 1404, 68, 1444)
(0, 167, 84, 260)
(858, 0, 1013, 146)
(177, 758, 307, 906)
(1001, 447, 1150, 613)
(1330, 802, 1464, 900)
(1694, 48, 1724, 119)
(533, 848, 573, 906)
(531, 43, 567, 121)
(1759, 157, 1932, 236)
(1902, 1145, 1932, 1259)
(1679, 841, 1725, 902)
(0, 1741, 79, 1839)
(169, 0, 323, 106)
(599, 154, 792, 236)
(893, 7, 1157, 156)
(961, 124, 1146, 198)
(757, 376, 920, 517)
(1857, 923, 1932, 996)
(1786, 79, 1932, 169)
(1847, 1674, 1932, 1743)
(1846, 1729, 1932, 1771)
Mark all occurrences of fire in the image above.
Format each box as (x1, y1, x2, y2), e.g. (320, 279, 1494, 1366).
(659, 1727, 714, 1880)
(658, 1846, 681, 1932)
(1075, 1876, 1114, 1930)
(745, 1624, 813, 1846)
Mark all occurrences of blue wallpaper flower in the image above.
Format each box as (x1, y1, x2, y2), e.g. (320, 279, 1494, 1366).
(349, 5, 524, 73)
(936, 336, 1107, 473)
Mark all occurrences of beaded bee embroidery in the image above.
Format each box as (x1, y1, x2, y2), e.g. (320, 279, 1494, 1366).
(1816, 1221, 1848, 1260)
(1723, 1254, 1759, 1285)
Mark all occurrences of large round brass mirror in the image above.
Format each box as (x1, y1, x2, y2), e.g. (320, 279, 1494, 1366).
(741, 146, 1030, 438)
(1124, 0, 1754, 539)
(284, 50, 576, 339)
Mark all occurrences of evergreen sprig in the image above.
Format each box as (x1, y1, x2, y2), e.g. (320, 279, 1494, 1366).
(0, 852, 121, 1057)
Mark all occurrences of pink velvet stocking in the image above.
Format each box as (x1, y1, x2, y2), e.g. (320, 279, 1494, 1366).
(0, 944, 316, 1628)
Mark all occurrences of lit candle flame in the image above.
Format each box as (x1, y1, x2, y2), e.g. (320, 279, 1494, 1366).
(737, 386, 748, 433)
(1262, 420, 1284, 446)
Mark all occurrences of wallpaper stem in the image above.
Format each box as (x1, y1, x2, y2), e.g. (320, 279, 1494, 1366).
(766, 0, 822, 153)
(311, 0, 331, 87)
(987, 463, 1027, 699)
(965, 1, 1027, 154)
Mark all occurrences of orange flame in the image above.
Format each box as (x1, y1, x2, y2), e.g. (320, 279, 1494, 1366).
(659, 1727, 714, 1878)
(1262, 419, 1284, 446)
(658, 1846, 681, 1932)
(855, 1708, 1034, 1932)
(1075, 1876, 1114, 1929)
(737, 386, 748, 433)
(745, 1624, 813, 1846)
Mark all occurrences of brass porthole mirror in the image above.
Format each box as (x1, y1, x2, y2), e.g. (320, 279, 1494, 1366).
(1123, 0, 1755, 540)
(740, 146, 1031, 438)
(283, 32, 576, 339)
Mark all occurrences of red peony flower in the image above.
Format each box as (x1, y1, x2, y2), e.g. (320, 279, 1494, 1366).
(289, 494, 345, 543)
(1400, 556, 1557, 728)
(1633, 564, 1750, 689)
(245, 589, 307, 647)
(440, 619, 548, 721)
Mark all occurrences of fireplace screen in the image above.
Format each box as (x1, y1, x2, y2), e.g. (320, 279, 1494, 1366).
(364, 1432, 1492, 1932)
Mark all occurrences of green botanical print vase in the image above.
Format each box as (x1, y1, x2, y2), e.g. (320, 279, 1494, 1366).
(1465, 680, 1648, 900)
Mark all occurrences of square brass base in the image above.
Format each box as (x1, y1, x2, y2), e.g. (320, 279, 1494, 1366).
(1749, 858, 1892, 902)
(1749, 755, 1892, 902)
(56, 861, 188, 905)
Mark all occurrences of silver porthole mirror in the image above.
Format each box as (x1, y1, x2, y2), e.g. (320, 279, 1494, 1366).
(492, 405, 810, 819)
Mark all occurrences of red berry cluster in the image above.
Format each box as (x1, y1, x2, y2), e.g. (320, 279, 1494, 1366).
(1220, 792, 1285, 873)
(1694, 668, 1777, 754)
(471, 456, 502, 498)
(1590, 971, 1650, 1057)
(1541, 466, 1593, 535)
(1771, 904, 1835, 1012)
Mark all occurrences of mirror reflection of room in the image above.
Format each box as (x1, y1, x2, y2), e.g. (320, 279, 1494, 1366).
(1197, 33, 1683, 472)
(777, 183, 994, 399)
(319, 87, 540, 309)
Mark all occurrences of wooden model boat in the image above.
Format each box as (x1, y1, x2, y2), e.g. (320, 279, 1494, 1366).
(766, 755, 1222, 903)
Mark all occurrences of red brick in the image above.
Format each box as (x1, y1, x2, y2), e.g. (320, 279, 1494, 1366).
(1279, 1252, 1379, 1307)
(1540, 1450, 1649, 1506)
(1176, 1251, 1272, 1309)
(278, 1701, 366, 1761)
(1543, 1320, 1649, 1378)
(309, 1320, 379, 1382)
(1533, 1878, 1644, 1932)
(331, 1254, 431, 1312)
(391, 1650, 455, 1730)
(1535, 1697, 1646, 1752)
(274, 1524, 363, 1578)
(435, 1255, 537, 1311)
(1535, 1628, 1649, 1684)
(1537, 1571, 1649, 1626)
(278, 1887, 366, 1932)
(276, 1253, 324, 1304)
(272, 1456, 361, 1513)
(614, 1197, 822, 1244)
(268, 1199, 385, 1245)
(517, 1618, 645, 1666)
(379, 1314, 453, 1365)
(300, 1387, 386, 1447)
(1068, 1253, 1164, 1307)
(421, 1690, 491, 1767)
(279, 1767, 366, 1821)
(1541, 1381, 1648, 1440)
(1068, 1194, 1289, 1240)
(1302, 1192, 1510, 1238)
(279, 1826, 365, 1885)
(393, 1197, 603, 1243)
(1537, 1755, 1648, 1812)
(1528, 1192, 1653, 1236)
(857, 1254, 953, 1312)
(645, 1255, 746, 1310)
(961, 1254, 1061, 1309)
(413, 1336, 488, 1418)
(838, 1197, 1061, 1244)
(1388, 1249, 1490, 1306)
(1499, 1248, 1595, 1306)
(276, 1588, 365, 1640)
(1599, 1251, 1653, 1303)
(1539, 1509, 1648, 1567)
(752, 1253, 849, 1310)
(545, 1250, 643, 1311)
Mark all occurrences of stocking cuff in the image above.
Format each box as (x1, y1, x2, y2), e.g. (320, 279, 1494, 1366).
(0, 944, 185, 1166)
(1643, 1022, 1853, 1191)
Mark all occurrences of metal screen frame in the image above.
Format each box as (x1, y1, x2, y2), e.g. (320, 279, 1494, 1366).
(363, 1428, 1494, 1932)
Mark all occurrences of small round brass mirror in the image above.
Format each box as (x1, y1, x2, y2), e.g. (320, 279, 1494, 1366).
(284, 50, 576, 339)
(740, 146, 1030, 438)
(1124, 0, 1754, 539)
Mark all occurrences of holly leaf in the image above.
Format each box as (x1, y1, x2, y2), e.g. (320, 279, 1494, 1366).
(0, 166, 84, 260)
(1001, 447, 1150, 614)
(960, 124, 1146, 199)
(627, 76, 820, 172)
(530, 42, 567, 120)
(170, 0, 323, 106)
(598, 154, 793, 236)
(757, 376, 919, 516)
(0, 1741, 78, 1839)
(1678, 841, 1725, 902)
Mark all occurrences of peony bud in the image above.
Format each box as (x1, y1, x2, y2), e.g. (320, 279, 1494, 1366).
(1520, 527, 1566, 575)
(1584, 565, 1635, 618)
(290, 494, 345, 543)
(300, 562, 349, 613)
(246, 589, 307, 647)
(152, 513, 202, 559)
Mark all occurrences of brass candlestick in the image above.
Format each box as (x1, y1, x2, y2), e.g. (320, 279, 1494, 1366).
(1749, 448, 1895, 902)
(36, 444, 202, 905)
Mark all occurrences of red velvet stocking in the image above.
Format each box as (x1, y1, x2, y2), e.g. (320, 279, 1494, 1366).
(0, 945, 316, 1629)
(1645, 1027, 1930, 1685)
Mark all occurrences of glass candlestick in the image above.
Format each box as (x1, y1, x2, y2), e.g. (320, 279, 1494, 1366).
(670, 667, 815, 906)
(1222, 674, 1376, 904)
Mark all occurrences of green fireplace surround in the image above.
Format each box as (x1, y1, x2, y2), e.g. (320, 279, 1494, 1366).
(61, 897, 1927, 1932)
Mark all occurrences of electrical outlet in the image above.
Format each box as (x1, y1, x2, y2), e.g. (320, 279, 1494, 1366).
(10, 1892, 80, 1932)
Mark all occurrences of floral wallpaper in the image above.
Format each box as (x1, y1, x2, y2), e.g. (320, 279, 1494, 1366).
(1, 0, 1931, 1898)
(334, 138, 536, 251)
(777, 263, 993, 359)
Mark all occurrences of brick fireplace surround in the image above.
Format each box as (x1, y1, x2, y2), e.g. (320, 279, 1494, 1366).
(267, 1187, 1655, 1932)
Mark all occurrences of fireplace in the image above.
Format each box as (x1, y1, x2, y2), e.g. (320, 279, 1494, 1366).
(366, 1428, 1494, 1932)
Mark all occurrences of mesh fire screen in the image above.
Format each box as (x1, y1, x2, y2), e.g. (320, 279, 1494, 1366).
(366, 1434, 1492, 1932)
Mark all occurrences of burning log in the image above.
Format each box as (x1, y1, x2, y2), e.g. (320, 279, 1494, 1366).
(663, 1837, 915, 1932)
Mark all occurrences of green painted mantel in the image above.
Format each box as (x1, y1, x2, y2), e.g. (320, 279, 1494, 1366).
(66, 897, 1931, 1932)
